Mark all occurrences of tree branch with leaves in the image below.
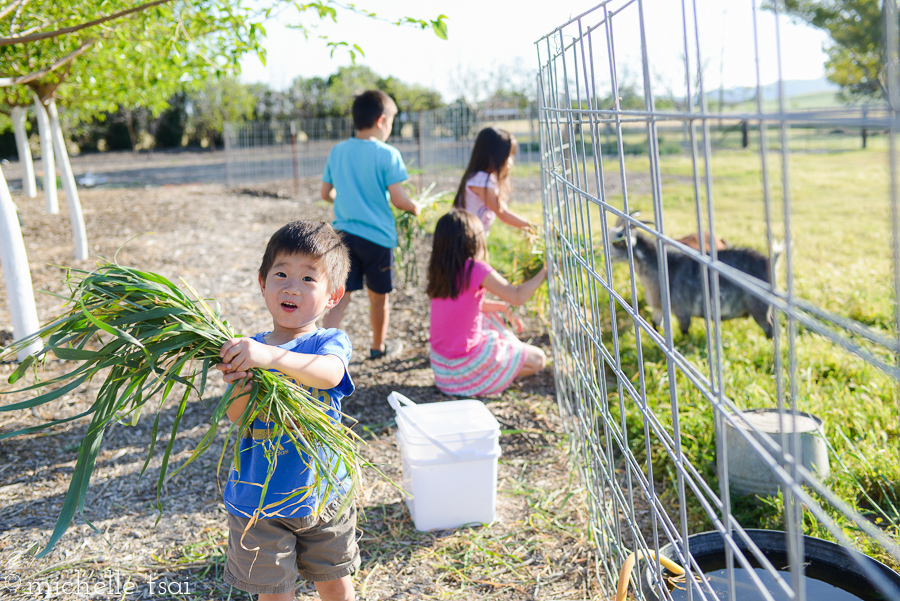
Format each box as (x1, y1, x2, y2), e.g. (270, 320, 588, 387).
(778, 0, 889, 100)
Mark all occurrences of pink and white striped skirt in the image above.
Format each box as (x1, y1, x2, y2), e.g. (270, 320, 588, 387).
(430, 313, 527, 397)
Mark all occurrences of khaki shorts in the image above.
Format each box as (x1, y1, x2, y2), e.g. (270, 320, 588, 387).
(224, 500, 360, 595)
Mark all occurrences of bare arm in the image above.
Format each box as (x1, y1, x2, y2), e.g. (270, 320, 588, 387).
(481, 299, 509, 312)
(481, 265, 547, 306)
(321, 182, 336, 202)
(482, 298, 524, 333)
(474, 186, 533, 231)
(387, 182, 421, 216)
(217, 338, 346, 422)
(223, 380, 254, 424)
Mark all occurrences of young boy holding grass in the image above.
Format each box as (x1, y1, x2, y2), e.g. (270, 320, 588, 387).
(216, 220, 358, 601)
(320, 89, 420, 359)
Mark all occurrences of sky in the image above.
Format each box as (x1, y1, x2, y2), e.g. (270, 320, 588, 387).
(239, 0, 832, 102)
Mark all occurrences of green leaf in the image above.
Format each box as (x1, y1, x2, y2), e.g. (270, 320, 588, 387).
(7, 354, 36, 384)
(78, 298, 145, 350)
(0, 374, 92, 412)
(50, 347, 100, 361)
(140, 412, 162, 479)
(431, 17, 448, 40)
(32, 401, 112, 558)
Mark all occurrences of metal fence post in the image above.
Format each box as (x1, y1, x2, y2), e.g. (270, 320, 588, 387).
(417, 110, 424, 185)
(290, 121, 299, 197)
(224, 122, 233, 188)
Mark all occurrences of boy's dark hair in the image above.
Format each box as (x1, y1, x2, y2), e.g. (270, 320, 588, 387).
(259, 221, 350, 293)
(453, 127, 517, 209)
(352, 89, 396, 130)
(426, 210, 486, 299)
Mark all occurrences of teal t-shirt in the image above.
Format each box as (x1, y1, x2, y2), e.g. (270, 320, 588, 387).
(322, 137, 409, 249)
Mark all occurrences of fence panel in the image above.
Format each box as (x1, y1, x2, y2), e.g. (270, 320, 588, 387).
(538, 2, 900, 600)
(224, 108, 541, 187)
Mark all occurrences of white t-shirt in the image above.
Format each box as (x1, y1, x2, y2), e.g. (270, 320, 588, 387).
(462, 171, 498, 234)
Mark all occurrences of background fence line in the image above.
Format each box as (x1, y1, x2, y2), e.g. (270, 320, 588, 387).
(538, 1, 900, 600)
(225, 104, 884, 189)
(223, 104, 541, 187)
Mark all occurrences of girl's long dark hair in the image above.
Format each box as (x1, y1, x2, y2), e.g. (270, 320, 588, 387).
(426, 210, 486, 299)
(452, 127, 517, 209)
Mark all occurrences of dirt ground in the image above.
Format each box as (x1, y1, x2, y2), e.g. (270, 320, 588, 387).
(0, 155, 600, 601)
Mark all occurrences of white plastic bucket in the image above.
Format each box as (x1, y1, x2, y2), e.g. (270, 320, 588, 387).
(388, 391, 501, 531)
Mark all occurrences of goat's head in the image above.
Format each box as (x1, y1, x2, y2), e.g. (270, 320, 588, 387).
(607, 211, 650, 262)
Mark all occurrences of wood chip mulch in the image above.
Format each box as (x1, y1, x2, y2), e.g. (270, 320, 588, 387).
(0, 163, 601, 600)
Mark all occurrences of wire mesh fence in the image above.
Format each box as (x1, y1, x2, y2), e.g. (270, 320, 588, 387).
(537, 1, 900, 600)
(223, 105, 541, 188)
(223, 118, 416, 186)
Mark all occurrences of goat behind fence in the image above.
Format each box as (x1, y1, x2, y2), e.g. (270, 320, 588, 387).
(537, 1, 900, 600)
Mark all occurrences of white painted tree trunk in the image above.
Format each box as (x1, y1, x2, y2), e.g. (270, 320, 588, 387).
(46, 98, 88, 261)
(32, 97, 58, 214)
(11, 106, 37, 198)
(0, 165, 42, 360)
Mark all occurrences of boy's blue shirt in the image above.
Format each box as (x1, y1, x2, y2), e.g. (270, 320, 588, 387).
(322, 137, 409, 249)
(222, 328, 354, 519)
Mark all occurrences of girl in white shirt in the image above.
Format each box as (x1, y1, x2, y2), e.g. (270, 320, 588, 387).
(453, 127, 536, 235)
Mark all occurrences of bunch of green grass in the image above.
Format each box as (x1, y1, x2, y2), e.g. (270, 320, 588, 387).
(495, 226, 548, 321)
(509, 226, 546, 281)
(0, 262, 362, 558)
(393, 181, 451, 286)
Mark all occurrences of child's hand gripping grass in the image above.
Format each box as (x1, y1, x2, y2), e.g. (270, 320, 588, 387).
(0, 262, 365, 558)
(393, 181, 452, 286)
(504, 225, 548, 323)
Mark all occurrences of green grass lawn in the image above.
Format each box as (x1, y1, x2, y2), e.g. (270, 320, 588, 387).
(493, 147, 900, 566)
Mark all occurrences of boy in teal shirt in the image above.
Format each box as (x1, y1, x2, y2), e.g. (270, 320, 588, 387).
(321, 90, 420, 359)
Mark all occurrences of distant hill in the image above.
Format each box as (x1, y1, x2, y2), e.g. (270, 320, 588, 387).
(711, 77, 840, 104)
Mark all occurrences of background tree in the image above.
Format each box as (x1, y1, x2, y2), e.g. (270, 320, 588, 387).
(288, 76, 329, 119)
(449, 61, 537, 109)
(186, 77, 255, 149)
(1, 1, 448, 137)
(378, 76, 443, 113)
(0, 0, 446, 358)
(320, 65, 380, 116)
(780, 0, 887, 100)
(274, 66, 443, 124)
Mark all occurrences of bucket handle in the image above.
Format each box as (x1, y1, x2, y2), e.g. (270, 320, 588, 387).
(387, 391, 463, 462)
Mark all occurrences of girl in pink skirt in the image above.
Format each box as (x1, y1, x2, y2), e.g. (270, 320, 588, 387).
(426, 210, 547, 397)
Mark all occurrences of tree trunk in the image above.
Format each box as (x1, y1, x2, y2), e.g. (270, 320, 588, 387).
(0, 165, 42, 360)
(32, 97, 59, 214)
(11, 106, 37, 198)
(46, 98, 89, 261)
(124, 108, 139, 155)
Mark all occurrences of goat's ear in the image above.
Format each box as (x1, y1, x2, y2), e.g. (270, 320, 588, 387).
(614, 210, 641, 228)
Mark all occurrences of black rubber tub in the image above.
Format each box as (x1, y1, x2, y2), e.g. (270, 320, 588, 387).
(639, 529, 900, 601)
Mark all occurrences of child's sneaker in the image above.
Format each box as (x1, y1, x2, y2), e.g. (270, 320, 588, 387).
(370, 339, 403, 360)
